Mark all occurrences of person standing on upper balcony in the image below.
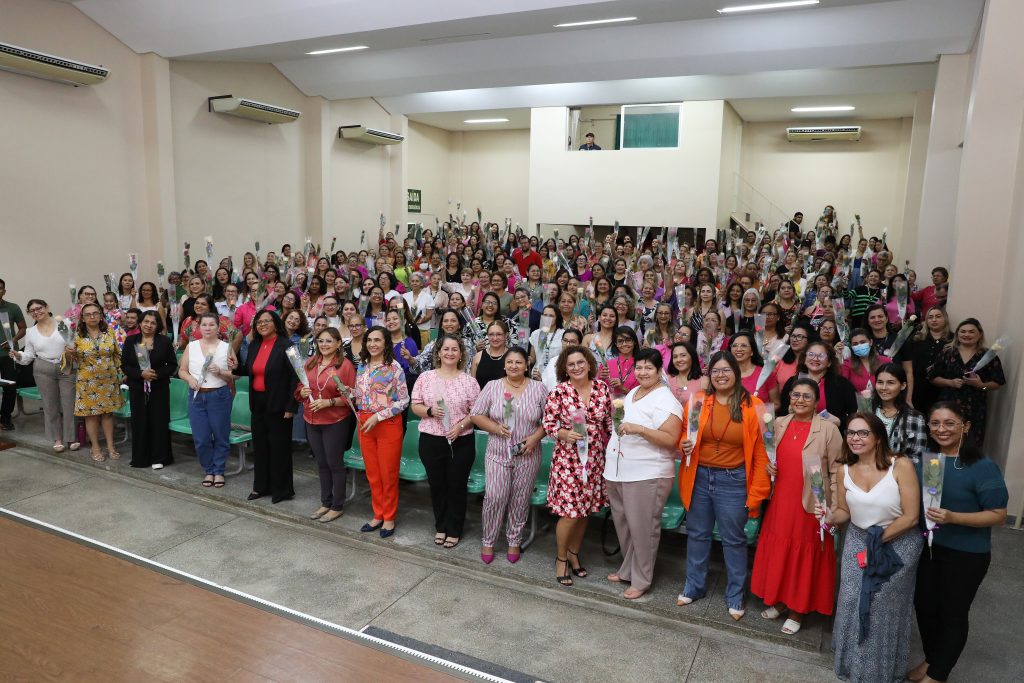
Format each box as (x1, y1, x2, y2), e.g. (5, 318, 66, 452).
(578, 132, 602, 151)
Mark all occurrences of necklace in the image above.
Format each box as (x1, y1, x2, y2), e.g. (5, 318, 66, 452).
(486, 348, 505, 360)
(505, 376, 526, 390)
(634, 385, 655, 402)
(708, 399, 731, 457)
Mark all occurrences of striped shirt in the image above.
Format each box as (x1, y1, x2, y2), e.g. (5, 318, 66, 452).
(472, 378, 549, 464)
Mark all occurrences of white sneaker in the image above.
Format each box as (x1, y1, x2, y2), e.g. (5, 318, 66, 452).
(152, 463, 164, 470)
(676, 594, 694, 606)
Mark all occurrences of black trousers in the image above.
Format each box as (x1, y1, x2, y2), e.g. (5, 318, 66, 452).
(914, 544, 991, 681)
(307, 416, 355, 510)
(250, 390, 295, 499)
(128, 383, 173, 468)
(0, 355, 16, 421)
(419, 431, 475, 537)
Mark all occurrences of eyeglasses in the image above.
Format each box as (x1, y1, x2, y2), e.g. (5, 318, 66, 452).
(805, 352, 827, 361)
(28, 307, 45, 314)
(709, 368, 733, 376)
(349, 323, 365, 329)
(790, 392, 815, 401)
(255, 320, 273, 326)
(616, 338, 634, 345)
(789, 334, 807, 341)
(847, 430, 872, 440)
(928, 420, 963, 430)
(82, 312, 102, 318)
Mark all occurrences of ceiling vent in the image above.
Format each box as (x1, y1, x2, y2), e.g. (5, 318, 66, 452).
(208, 96, 300, 124)
(0, 41, 109, 86)
(338, 125, 404, 145)
(786, 126, 861, 142)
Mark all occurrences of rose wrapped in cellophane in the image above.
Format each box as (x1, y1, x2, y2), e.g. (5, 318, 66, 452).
(183, 242, 191, 270)
(135, 343, 152, 394)
(803, 452, 831, 548)
(895, 279, 908, 320)
(0, 312, 12, 349)
(753, 313, 766, 356)
(684, 394, 703, 467)
(755, 344, 789, 399)
(971, 335, 1009, 374)
(284, 345, 310, 401)
(572, 408, 589, 483)
(921, 452, 945, 557)
(757, 402, 777, 482)
(194, 353, 214, 398)
(887, 315, 918, 358)
(857, 379, 874, 413)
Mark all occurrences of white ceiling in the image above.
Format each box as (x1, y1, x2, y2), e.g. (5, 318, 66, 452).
(729, 92, 921, 122)
(407, 109, 532, 132)
(67, 0, 983, 113)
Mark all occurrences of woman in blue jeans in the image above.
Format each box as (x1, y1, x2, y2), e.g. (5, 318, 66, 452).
(178, 313, 235, 488)
(677, 351, 771, 620)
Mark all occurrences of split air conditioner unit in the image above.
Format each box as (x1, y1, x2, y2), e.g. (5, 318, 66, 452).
(0, 41, 109, 86)
(786, 126, 862, 142)
(338, 125, 404, 145)
(208, 96, 301, 124)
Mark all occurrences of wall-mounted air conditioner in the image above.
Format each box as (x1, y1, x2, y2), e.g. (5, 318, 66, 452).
(208, 96, 301, 124)
(338, 125, 404, 145)
(0, 41, 109, 86)
(786, 126, 862, 142)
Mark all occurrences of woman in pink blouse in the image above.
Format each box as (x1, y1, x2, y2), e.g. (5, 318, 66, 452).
(354, 325, 410, 538)
(471, 347, 549, 564)
(666, 341, 706, 409)
(604, 326, 640, 397)
(542, 345, 614, 587)
(410, 333, 480, 549)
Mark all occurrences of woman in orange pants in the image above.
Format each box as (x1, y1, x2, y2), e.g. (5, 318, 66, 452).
(353, 325, 410, 538)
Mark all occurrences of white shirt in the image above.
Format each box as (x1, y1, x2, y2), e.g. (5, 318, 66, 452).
(15, 326, 67, 365)
(529, 328, 563, 374)
(404, 290, 434, 331)
(186, 339, 230, 389)
(844, 463, 903, 529)
(604, 385, 682, 483)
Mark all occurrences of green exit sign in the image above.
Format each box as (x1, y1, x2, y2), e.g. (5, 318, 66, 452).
(407, 188, 422, 213)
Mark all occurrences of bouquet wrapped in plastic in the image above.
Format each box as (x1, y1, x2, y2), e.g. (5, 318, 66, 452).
(755, 343, 789, 398)
(572, 408, 589, 483)
(758, 402, 776, 482)
(803, 452, 831, 548)
(972, 336, 1009, 374)
(684, 394, 703, 467)
(284, 345, 310, 400)
(135, 343, 152, 394)
(921, 453, 946, 557)
(887, 315, 918, 358)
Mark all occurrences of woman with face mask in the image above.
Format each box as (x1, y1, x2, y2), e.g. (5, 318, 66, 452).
(841, 329, 891, 394)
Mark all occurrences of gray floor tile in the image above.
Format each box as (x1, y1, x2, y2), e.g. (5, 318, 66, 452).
(152, 516, 435, 629)
(0, 448, 93, 505)
(685, 639, 837, 683)
(7, 474, 236, 557)
(368, 571, 702, 683)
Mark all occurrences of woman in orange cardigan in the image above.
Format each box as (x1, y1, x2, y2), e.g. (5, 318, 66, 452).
(678, 350, 770, 620)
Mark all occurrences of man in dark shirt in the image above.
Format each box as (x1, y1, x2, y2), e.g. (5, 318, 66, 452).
(786, 212, 804, 237)
(579, 132, 601, 151)
(0, 278, 27, 430)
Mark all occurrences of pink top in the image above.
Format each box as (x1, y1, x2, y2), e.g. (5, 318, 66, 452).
(741, 365, 777, 399)
(667, 376, 703, 410)
(410, 369, 481, 437)
(884, 297, 916, 325)
(606, 356, 639, 397)
(233, 300, 277, 336)
(841, 355, 891, 393)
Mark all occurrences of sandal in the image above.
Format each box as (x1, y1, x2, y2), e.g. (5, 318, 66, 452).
(107, 449, 121, 461)
(555, 557, 573, 587)
(69, 442, 81, 451)
(761, 606, 784, 620)
(781, 618, 802, 634)
(442, 537, 460, 549)
(623, 587, 646, 600)
(202, 476, 214, 488)
(90, 449, 106, 462)
(567, 549, 588, 578)
(213, 476, 225, 488)
(434, 532, 447, 546)
(53, 442, 66, 453)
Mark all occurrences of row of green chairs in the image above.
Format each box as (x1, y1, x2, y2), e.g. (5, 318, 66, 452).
(168, 379, 252, 475)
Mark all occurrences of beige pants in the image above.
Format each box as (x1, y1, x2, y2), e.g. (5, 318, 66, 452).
(606, 477, 674, 592)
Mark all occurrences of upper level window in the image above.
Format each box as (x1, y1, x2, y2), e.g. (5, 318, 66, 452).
(619, 103, 681, 149)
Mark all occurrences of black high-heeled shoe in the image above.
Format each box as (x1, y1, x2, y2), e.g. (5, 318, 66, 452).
(555, 557, 573, 587)
(567, 549, 588, 578)
(247, 492, 264, 501)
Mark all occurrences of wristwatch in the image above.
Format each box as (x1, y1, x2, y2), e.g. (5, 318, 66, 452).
(427, 407, 434, 417)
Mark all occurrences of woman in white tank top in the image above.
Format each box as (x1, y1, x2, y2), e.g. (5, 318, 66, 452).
(820, 413, 922, 683)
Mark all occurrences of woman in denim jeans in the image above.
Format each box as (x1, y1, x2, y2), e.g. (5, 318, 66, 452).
(678, 351, 770, 620)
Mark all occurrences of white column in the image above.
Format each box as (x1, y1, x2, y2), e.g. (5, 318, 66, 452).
(139, 52, 179, 268)
(913, 54, 971, 271)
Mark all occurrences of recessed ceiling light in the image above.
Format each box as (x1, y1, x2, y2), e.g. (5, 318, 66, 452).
(718, 1, 819, 14)
(553, 17, 638, 28)
(791, 105, 855, 112)
(464, 118, 510, 124)
(305, 45, 369, 55)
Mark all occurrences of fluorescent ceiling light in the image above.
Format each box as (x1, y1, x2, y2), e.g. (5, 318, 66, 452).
(718, 1, 819, 14)
(464, 118, 510, 124)
(553, 17, 637, 28)
(305, 46, 369, 55)
(791, 105, 856, 112)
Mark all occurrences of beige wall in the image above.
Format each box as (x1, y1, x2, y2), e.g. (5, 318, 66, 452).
(406, 121, 452, 227)
(739, 118, 914, 247)
(718, 102, 744, 229)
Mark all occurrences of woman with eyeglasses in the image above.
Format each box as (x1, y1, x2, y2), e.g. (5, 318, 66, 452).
(296, 327, 356, 524)
(826, 412, 922, 683)
(604, 348, 683, 600)
(729, 331, 779, 409)
(68, 302, 124, 462)
(64, 285, 98, 330)
(354, 325, 409, 538)
(411, 334, 480, 550)
(677, 351, 770, 620)
(121, 310, 176, 470)
(468, 292, 505, 354)
(927, 318, 1005, 448)
(694, 310, 728, 374)
(9, 299, 78, 452)
(542, 345, 613, 587)
(907, 401, 1008, 683)
(471, 320, 509, 391)
(871, 363, 928, 464)
(840, 328, 891, 394)
(780, 340, 858, 428)
(605, 326, 639, 398)
(752, 378, 842, 635)
(235, 310, 299, 502)
(775, 320, 814, 389)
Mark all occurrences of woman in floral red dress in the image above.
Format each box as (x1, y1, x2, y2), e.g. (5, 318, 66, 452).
(542, 345, 613, 588)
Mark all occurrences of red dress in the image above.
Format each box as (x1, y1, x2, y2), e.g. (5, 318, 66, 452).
(750, 419, 836, 615)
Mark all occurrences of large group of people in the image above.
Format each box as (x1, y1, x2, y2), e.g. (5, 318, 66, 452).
(0, 205, 1011, 682)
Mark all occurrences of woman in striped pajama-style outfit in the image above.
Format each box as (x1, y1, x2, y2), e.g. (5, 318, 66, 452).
(471, 346, 549, 564)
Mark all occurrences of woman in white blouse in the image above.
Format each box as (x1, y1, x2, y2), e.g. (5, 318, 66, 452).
(9, 299, 78, 452)
(529, 305, 564, 380)
(604, 347, 684, 599)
